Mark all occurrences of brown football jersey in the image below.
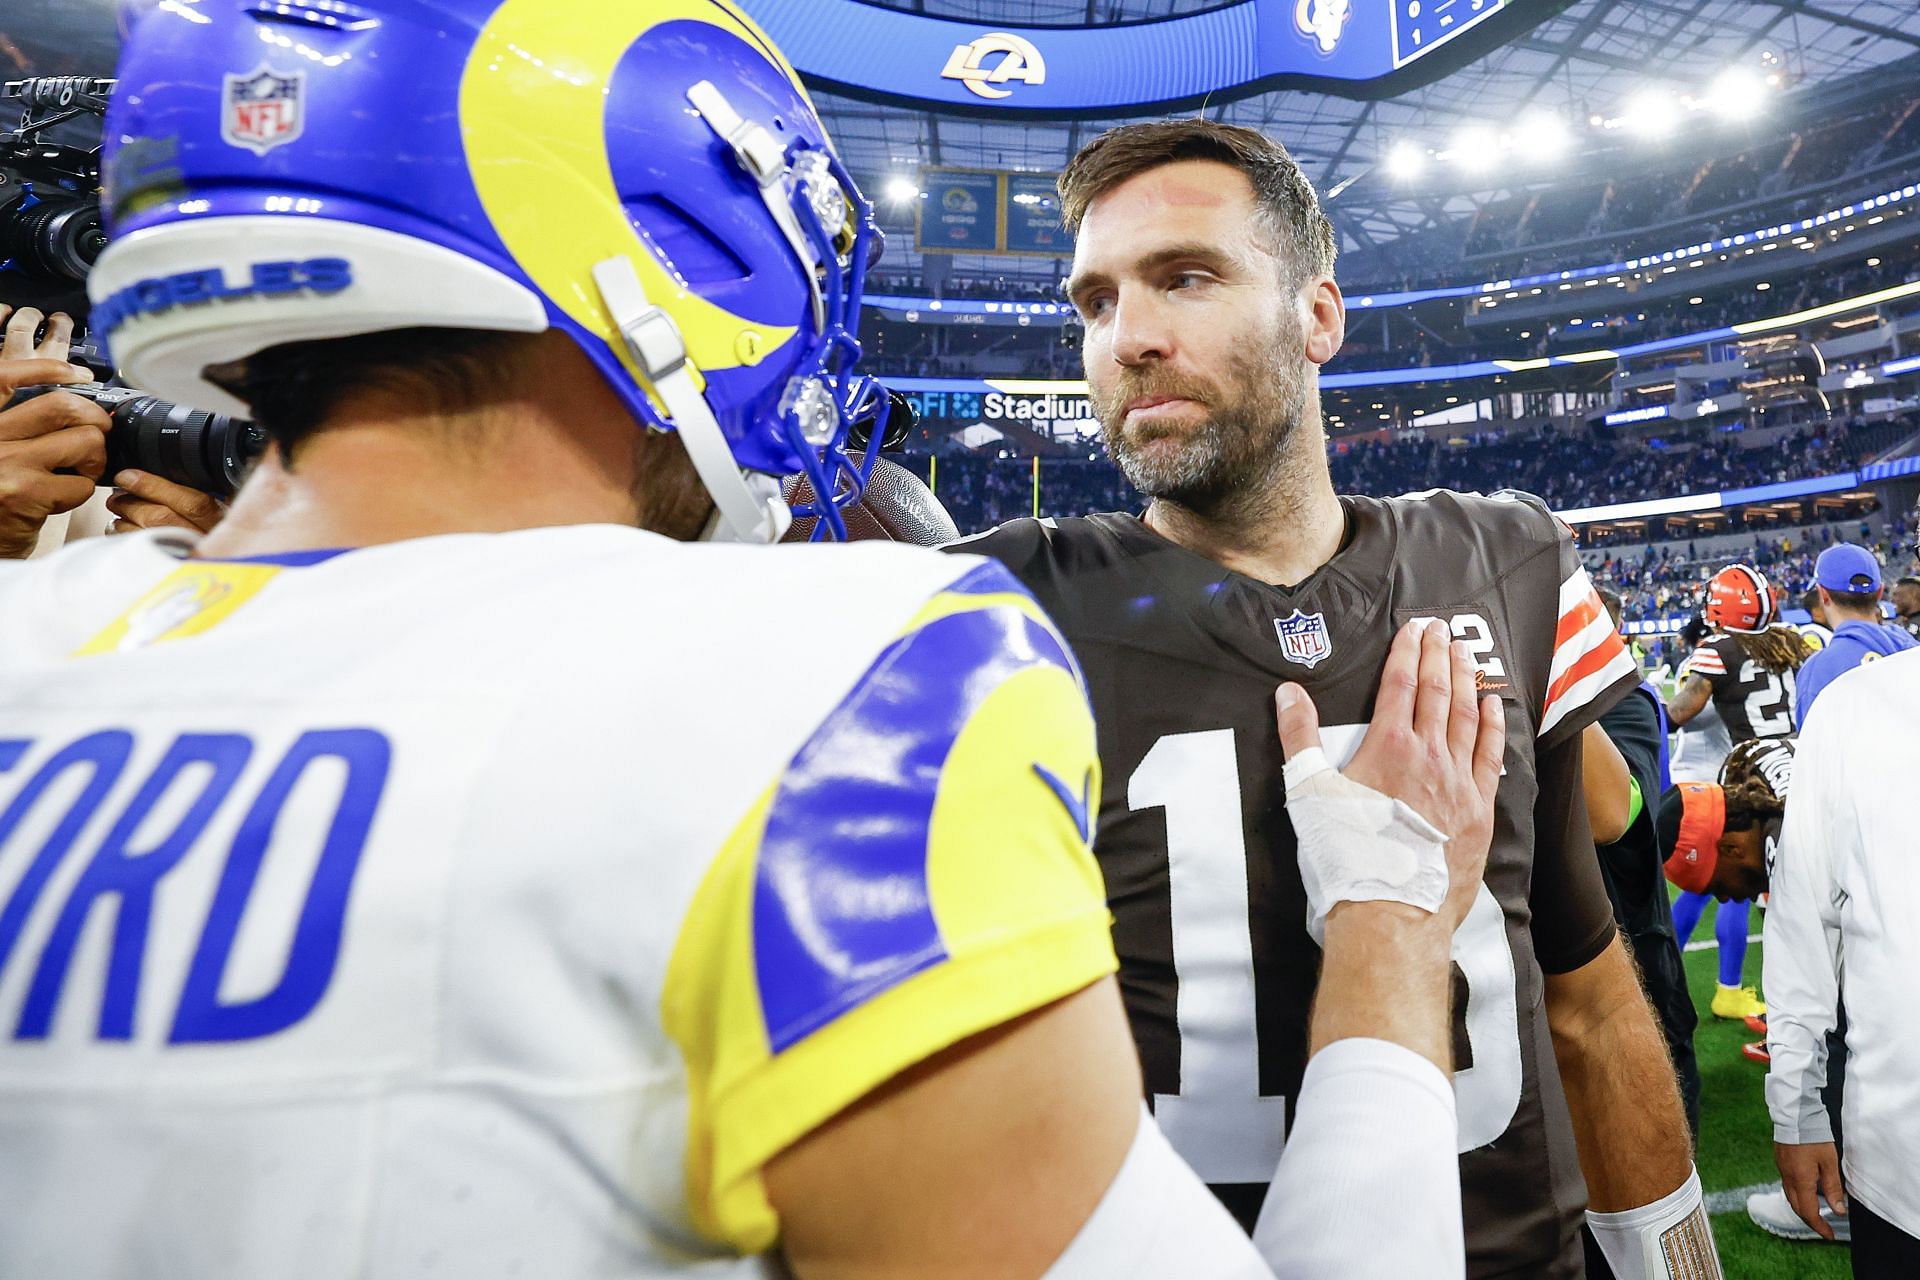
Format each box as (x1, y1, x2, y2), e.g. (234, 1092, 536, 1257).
(953, 491, 1639, 1279)
(1683, 633, 1798, 743)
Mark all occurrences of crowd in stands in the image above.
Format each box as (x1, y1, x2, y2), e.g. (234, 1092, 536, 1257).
(1455, 92, 1920, 280)
(862, 91, 1920, 324)
(1325, 416, 1887, 511)
(1518, 254, 1920, 359)
(900, 413, 1920, 620)
(865, 271, 1063, 302)
(1584, 513, 1916, 671)
(857, 247, 1920, 384)
(861, 320, 1082, 379)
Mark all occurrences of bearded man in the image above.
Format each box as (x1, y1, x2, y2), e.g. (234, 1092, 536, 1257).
(949, 120, 1718, 1280)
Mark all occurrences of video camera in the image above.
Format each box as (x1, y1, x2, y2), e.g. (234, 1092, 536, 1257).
(0, 77, 111, 284)
(3, 75, 263, 497)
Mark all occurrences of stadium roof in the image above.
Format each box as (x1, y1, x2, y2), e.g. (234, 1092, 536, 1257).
(12, 0, 1920, 257)
(816, 0, 1920, 256)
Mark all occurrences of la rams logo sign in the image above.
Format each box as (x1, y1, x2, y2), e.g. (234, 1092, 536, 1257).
(1275, 609, 1334, 669)
(1294, 0, 1352, 55)
(222, 65, 304, 156)
(941, 32, 1047, 100)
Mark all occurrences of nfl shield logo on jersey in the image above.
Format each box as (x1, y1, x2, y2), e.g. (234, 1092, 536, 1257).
(1274, 609, 1333, 669)
(222, 65, 304, 156)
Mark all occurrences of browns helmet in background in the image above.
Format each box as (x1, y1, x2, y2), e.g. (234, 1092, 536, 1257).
(1705, 564, 1777, 634)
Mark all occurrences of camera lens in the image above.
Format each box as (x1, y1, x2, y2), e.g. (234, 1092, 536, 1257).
(0, 189, 106, 283)
(847, 388, 917, 452)
(103, 396, 266, 499)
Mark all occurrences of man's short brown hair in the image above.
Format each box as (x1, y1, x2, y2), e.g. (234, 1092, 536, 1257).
(1824, 586, 1882, 613)
(1057, 119, 1338, 285)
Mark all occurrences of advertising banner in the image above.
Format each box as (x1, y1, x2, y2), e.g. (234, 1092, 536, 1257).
(917, 169, 1002, 253)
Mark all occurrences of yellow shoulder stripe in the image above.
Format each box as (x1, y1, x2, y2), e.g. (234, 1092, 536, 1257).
(73, 562, 282, 657)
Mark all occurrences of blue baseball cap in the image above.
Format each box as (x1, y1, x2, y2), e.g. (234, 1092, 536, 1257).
(1815, 543, 1883, 593)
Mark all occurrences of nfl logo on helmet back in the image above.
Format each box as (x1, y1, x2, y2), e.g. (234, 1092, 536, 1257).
(221, 65, 303, 156)
(1275, 609, 1334, 668)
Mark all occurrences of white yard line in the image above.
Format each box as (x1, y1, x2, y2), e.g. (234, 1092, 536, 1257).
(1683, 932, 1765, 953)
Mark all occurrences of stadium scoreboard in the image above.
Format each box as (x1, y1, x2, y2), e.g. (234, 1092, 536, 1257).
(741, 0, 1519, 116)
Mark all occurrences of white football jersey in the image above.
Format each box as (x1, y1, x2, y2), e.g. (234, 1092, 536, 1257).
(0, 526, 1112, 1278)
(1667, 694, 1732, 784)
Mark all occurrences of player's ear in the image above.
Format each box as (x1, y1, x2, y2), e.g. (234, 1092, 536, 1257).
(1302, 277, 1344, 366)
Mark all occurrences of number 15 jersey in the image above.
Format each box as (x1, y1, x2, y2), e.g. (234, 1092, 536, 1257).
(958, 491, 1640, 1279)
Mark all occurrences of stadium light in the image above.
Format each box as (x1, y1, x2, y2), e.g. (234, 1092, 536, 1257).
(884, 176, 920, 203)
(1384, 142, 1426, 180)
(1517, 111, 1571, 162)
(1706, 67, 1766, 121)
(1448, 125, 1501, 171)
(1620, 89, 1678, 138)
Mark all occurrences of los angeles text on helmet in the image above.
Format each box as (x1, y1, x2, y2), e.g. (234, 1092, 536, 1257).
(982, 390, 1094, 425)
(90, 258, 353, 339)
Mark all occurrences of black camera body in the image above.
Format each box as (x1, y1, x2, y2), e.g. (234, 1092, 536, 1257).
(14, 382, 266, 500)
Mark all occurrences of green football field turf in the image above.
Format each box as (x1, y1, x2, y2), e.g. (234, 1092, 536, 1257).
(1680, 913, 1853, 1278)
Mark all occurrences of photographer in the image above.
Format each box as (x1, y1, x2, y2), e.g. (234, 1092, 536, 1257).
(101, 462, 227, 537)
(0, 304, 109, 558)
(0, 306, 227, 556)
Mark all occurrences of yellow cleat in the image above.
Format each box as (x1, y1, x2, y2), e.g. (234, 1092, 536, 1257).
(1712, 984, 1767, 1021)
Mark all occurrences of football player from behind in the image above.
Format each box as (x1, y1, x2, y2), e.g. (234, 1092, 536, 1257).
(0, 3, 1499, 1278)
(1668, 564, 1810, 743)
(1666, 563, 1810, 1027)
(954, 119, 1718, 1280)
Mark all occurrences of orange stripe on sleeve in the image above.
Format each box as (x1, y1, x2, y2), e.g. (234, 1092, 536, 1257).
(1555, 589, 1605, 650)
(1545, 629, 1629, 711)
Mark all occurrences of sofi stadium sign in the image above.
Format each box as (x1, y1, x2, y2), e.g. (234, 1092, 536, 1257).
(985, 391, 1097, 430)
(899, 385, 1099, 435)
(739, 0, 1539, 117)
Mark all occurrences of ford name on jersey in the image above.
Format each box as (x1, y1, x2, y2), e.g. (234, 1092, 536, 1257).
(89, 258, 353, 337)
(0, 727, 388, 1044)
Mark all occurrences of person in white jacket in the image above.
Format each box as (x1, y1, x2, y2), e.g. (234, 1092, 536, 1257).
(1764, 646, 1920, 1274)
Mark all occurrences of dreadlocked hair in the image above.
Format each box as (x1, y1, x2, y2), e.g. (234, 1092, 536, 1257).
(1735, 625, 1811, 675)
(1721, 750, 1788, 832)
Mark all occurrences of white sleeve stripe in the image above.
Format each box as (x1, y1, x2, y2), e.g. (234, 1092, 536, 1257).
(1547, 611, 1619, 686)
(1687, 649, 1726, 676)
(1539, 646, 1639, 738)
(1557, 567, 1592, 617)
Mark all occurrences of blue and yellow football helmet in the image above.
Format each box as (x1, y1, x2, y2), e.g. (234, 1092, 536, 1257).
(92, 0, 889, 540)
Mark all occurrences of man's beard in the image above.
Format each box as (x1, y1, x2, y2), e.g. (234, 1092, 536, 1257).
(1092, 337, 1313, 519)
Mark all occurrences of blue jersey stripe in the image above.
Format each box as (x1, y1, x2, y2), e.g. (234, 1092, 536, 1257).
(751, 600, 1078, 1054)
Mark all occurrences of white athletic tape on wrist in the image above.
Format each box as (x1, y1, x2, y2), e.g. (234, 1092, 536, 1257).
(1282, 746, 1450, 944)
(1586, 1168, 1722, 1280)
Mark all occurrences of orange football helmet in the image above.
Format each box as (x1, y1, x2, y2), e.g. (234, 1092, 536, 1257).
(1705, 563, 1777, 634)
